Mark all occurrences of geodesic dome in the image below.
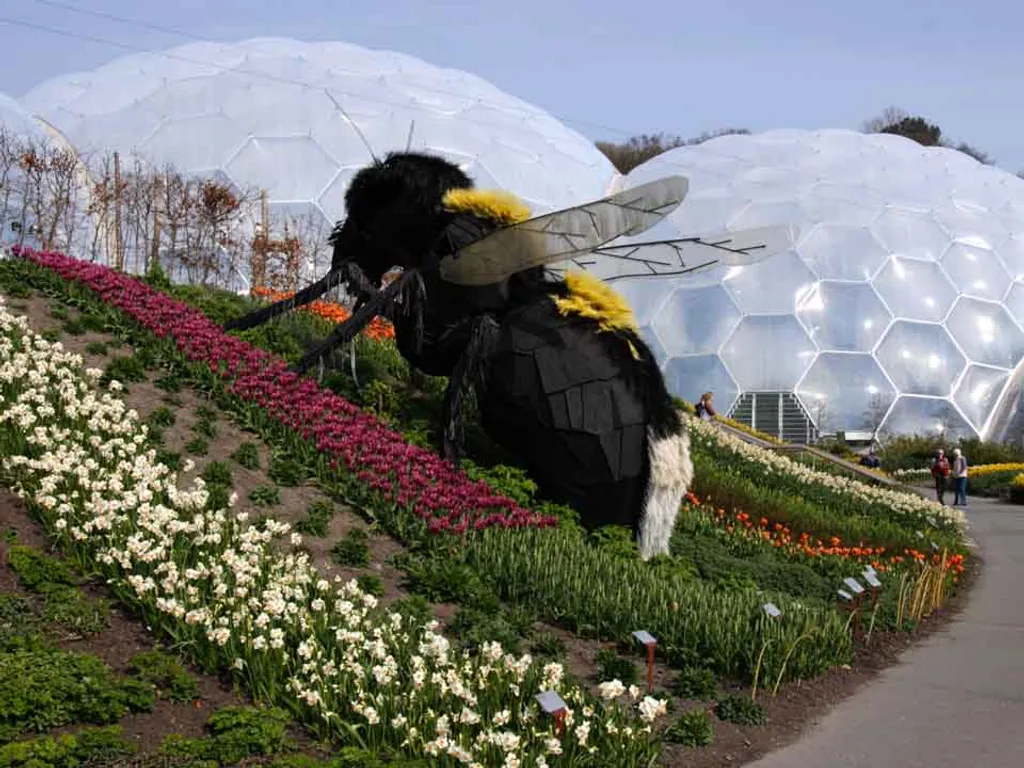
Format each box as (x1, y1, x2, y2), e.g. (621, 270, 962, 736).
(19, 37, 618, 230)
(614, 128, 1024, 441)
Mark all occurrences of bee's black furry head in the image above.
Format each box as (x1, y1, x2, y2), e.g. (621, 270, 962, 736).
(329, 152, 474, 281)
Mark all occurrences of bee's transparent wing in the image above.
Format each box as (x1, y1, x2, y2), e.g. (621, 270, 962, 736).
(546, 224, 799, 283)
(438, 175, 688, 286)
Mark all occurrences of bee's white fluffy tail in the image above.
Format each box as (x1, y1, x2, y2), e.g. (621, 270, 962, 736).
(637, 428, 694, 560)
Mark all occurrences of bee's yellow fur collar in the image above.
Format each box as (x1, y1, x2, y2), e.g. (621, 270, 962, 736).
(442, 188, 532, 225)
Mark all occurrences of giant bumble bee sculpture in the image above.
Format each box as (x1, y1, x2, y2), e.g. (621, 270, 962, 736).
(225, 152, 795, 558)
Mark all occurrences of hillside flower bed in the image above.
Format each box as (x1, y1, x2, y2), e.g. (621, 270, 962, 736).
(250, 286, 395, 341)
(6, 248, 855, 687)
(687, 418, 966, 538)
(12, 246, 555, 536)
(0, 299, 668, 766)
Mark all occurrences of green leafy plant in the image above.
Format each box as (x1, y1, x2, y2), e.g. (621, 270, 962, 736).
(595, 648, 638, 686)
(100, 355, 147, 387)
(62, 318, 86, 336)
(295, 499, 334, 537)
(248, 485, 280, 507)
(330, 528, 371, 567)
(664, 708, 716, 746)
(40, 328, 61, 343)
(232, 441, 261, 470)
(714, 694, 766, 726)
(127, 650, 199, 703)
(0, 645, 154, 737)
(355, 574, 385, 598)
(48, 305, 69, 321)
(447, 606, 524, 654)
(672, 667, 719, 700)
(6, 545, 75, 591)
(397, 555, 499, 612)
(148, 406, 176, 428)
(41, 586, 110, 636)
(0, 725, 135, 766)
(268, 453, 307, 487)
(201, 461, 233, 488)
(154, 371, 183, 393)
(155, 449, 182, 472)
(192, 417, 219, 440)
(0, 594, 38, 643)
(529, 632, 567, 660)
(186, 437, 209, 456)
(160, 706, 292, 766)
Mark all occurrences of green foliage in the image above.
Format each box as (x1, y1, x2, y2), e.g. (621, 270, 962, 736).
(0, 725, 135, 767)
(192, 417, 218, 440)
(155, 449, 182, 472)
(589, 526, 639, 559)
(672, 667, 719, 700)
(40, 328, 61, 343)
(878, 433, 1024, 472)
(330, 528, 371, 568)
(447, 606, 524, 654)
(160, 706, 291, 766)
(269, 749, 429, 768)
(248, 485, 280, 507)
(48, 305, 68, 321)
(294, 499, 334, 537)
(714, 694, 766, 726)
(664, 708, 716, 747)
(186, 436, 209, 456)
(594, 648, 638, 685)
(268, 452, 307, 487)
(201, 461, 233, 488)
(232, 441, 261, 470)
(61, 319, 86, 336)
(40, 586, 110, 636)
(127, 650, 200, 703)
(143, 259, 174, 292)
(529, 632, 567, 660)
(154, 371, 183, 393)
(0, 594, 38, 644)
(6, 545, 75, 591)
(355, 574, 385, 598)
(148, 406, 176, 428)
(100, 355, 147, 388)
(397, 554, 499, 612)
(0, 645, 154, 738)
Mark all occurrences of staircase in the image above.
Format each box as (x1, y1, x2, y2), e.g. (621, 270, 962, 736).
(728, 392, 818, 444)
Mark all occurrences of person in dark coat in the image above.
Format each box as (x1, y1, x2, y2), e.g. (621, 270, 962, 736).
(931, 449, 951, 505)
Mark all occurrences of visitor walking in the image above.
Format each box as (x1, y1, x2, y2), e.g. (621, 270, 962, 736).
(859, 448, 881, 468)
(931, 449, 951, 505)
(951, 447, 969, 506)
(695, 391, 717, 422)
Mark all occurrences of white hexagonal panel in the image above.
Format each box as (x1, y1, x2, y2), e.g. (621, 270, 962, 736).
(1004, 282, 1024, 328)
(649, 284, 740, 357)
(226, 136, 339, 201)
(873, 256, 958, 322)
(796, 353, 896, 434)
(796, 224, 889, 281)
(662, 354, 740, 414)
(720, 315, 817, 391)
(953, 364, 1011, 432)
(880, 396, 977, 440)
(874, 321, 966, 397)
(722, 250, 816, 315)
(940, 242, 1011, 302)
(141, 114, 250, 172)
(871, 207, 951, 261)
(795, 281, 891, 352)
(945, 297, 1024, 369)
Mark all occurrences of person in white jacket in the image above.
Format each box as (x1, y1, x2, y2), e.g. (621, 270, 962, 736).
(951, 448, 969, 506)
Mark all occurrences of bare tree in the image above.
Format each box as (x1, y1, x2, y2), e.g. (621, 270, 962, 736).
(596, 127, 750, 174)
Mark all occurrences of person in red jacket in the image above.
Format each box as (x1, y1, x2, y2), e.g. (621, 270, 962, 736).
(931, 449, 951, 505)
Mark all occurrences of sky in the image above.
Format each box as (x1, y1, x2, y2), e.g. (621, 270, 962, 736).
(1, 0, 1022, 171)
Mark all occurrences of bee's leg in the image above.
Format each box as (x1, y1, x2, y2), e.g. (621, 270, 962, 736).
(440, 315, 500, 463)
(289, 270, 415, 375)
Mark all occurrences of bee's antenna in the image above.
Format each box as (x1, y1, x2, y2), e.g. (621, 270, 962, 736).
(324, 88, 379, 164)
(405, 120, 417, 152)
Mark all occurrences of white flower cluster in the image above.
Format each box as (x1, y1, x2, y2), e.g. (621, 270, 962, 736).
(0, 299, 667, 766)
(687, 418, 967, 533)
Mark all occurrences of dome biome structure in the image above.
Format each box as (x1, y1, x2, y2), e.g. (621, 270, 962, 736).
(20, 37, 618, 286)
(613, 128, 1024, 442)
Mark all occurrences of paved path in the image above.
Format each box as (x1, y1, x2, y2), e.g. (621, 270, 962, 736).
(749, 496, 1024, 768)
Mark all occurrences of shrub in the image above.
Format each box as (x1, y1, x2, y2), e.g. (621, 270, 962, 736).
(664, 708, 716, 746)
(714, 694, 766, 726)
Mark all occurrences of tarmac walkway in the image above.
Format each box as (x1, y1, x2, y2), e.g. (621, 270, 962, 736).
(748, 495, 1024, 768)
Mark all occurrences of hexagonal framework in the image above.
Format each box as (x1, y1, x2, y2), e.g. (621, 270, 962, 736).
(616, 128, 1024, 438)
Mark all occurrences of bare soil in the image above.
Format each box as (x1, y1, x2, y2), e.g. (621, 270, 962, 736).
(0, 290, 982, 766)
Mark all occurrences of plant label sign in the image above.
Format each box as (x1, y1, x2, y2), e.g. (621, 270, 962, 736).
(842, 577, 865, 595)
(931, 541, 940, 551)
(536, 690, 567, 715)
(632, 630, 657, 647)
(863, 571, 883, 589)
(762, 602, 782, 618)
(864, 564, 877, 577)
(838, 589, 854, 601)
